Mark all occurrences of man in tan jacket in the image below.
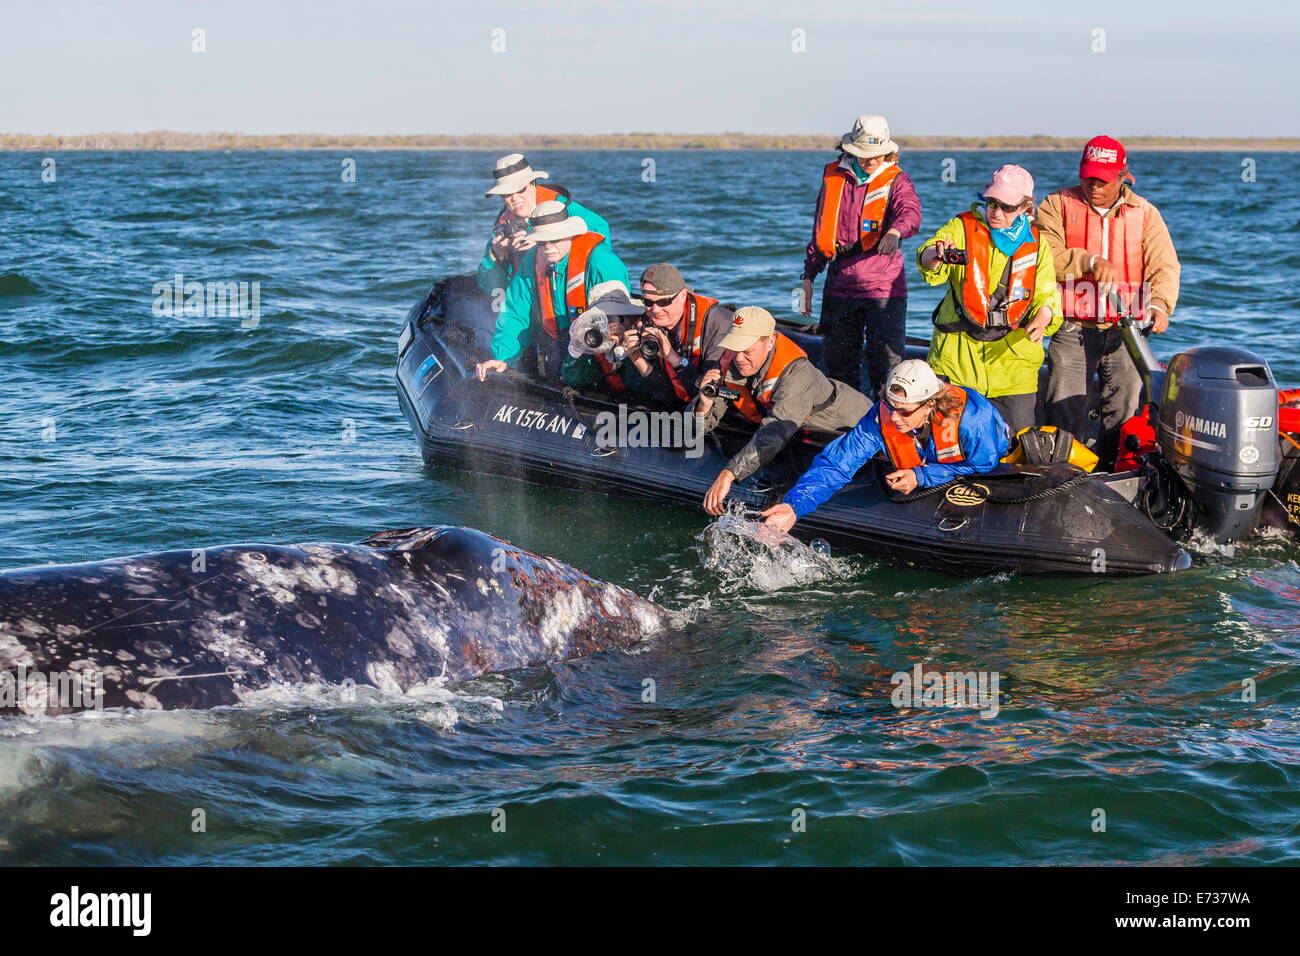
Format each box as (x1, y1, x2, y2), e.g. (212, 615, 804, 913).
(1036, 135, 1180, 466)
(693, 307, 871, 515)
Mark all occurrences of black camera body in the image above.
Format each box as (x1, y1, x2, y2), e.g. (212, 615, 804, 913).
(700, 382, 741, 401)
(493, 218, 529, 240)
(938, 247, 968, 265)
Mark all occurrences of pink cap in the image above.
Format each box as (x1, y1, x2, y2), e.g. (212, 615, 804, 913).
(983, 164, 1035, 205)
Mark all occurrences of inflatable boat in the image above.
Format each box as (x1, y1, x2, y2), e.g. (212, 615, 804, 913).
(395, 276, 1298, 576)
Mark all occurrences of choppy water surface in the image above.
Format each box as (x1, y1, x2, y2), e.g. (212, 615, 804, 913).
(1, 150, 1298, 865)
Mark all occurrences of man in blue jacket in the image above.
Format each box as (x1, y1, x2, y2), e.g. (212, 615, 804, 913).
(761, 359, 1009, 532)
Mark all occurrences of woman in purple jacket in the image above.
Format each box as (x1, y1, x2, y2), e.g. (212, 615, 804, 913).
(801, 114, 922, 395)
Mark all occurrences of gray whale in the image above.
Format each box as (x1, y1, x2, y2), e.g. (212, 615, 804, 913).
(0, 526, 667, 714)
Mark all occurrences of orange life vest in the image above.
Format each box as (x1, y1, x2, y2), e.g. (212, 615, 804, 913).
(936, 211, 1039, 337)
(878, 384, 969, 469)
(534, 231, 604, 340)
(534, 231, 622, 393)
(721, 333, 808, 424)
(1280, 387, 1300, 435)
(1058, 188, 1148, 321)
(593, 352, 625, 393)
(657, 294, 719, 402)
(812, 160, 902, 259)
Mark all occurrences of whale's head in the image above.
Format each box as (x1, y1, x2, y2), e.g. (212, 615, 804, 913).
(358, 526, 668, 637)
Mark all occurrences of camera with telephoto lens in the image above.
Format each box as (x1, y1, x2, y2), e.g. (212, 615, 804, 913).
(938, 247, 967, 265)
(493, 217, 529, 240)
(582, 327, 611, 351)
(700, 381, 741, 401)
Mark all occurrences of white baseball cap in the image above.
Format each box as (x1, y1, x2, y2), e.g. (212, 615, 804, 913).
(884, 359, 944, 404)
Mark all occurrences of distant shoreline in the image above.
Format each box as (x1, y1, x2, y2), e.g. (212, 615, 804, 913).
(3, 132, 1297, 152)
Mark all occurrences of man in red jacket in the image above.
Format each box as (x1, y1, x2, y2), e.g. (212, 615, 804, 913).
(1036, 135, 1181, 466)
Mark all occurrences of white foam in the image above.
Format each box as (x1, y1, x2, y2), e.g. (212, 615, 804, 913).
(697, 508, 851, 593)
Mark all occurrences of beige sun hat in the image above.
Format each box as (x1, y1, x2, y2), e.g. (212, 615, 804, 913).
(586, 281, 645, 317)
(484, 153, 550, 197)
(719, 306, 777, 352)
(526, 200, 587, 242)
(839, 114, 899, 160)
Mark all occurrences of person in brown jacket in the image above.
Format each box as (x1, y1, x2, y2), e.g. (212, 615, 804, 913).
(693, 307, 871, 515)
(1036, 135, 1180, 466)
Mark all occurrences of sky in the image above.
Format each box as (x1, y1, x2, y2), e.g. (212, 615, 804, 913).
(1, 0, 1297, 137)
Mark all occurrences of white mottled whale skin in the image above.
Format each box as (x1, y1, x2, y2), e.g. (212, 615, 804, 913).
(0, 526, 667, 714)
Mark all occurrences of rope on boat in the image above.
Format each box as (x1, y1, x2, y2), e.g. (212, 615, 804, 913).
(891, 467, 1094, 506)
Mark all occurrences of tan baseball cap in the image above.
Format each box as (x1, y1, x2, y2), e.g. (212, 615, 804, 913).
(719, 306, 777, 352)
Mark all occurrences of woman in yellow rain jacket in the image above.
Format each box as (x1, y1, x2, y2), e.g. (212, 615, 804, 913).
(916, 164, 1062, 434)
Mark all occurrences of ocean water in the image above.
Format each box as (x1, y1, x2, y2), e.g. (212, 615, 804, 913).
(1, 149, 1298, 865)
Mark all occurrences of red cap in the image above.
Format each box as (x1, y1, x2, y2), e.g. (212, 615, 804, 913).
(1079, 135, 1129, 183)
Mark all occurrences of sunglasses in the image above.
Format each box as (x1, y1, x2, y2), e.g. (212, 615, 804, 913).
(885, 397, 928, 416)
(642, 293, 679, 308)
(985, 198, 1026, 215)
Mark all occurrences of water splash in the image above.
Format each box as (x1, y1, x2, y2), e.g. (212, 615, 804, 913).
(697, 505, 850, 593)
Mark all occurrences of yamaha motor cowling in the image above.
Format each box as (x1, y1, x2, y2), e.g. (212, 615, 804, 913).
(1122, 318, 1279, 549)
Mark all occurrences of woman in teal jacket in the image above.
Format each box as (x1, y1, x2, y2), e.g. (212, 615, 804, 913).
(476, 153, 612, 296)
(475, 201, 629, 386)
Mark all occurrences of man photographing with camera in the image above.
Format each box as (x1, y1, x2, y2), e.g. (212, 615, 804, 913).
(476, 153, 613, 298)
(620, 264, 734, 405)
(692, 306, 872, 515)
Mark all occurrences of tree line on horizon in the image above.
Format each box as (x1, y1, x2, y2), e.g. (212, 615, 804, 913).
(2, 132, 1296, 151)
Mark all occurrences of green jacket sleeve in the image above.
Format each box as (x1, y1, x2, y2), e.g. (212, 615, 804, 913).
(491, 255, 537, 364)
(916, 216, 968, 287)
(562, 354, 602, 388)
(566, 199, 613, 249)
(585, 242, 629, 289)
(476, 234, 513, 296)
(1031, 242, 1064, 335)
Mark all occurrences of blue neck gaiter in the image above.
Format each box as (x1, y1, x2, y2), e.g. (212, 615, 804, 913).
(988, 209, 1033, 255)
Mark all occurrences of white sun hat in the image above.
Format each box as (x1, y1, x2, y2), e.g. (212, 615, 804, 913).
(839, 114, 899, 160)
(484, 153, 550, 197)
(526, 200, 588, 242)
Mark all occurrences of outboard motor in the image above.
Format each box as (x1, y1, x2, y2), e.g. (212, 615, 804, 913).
(1121, 316, 1279, 551)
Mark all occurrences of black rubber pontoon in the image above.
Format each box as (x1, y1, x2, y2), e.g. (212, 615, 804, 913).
(395, 276, 1191, 577)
